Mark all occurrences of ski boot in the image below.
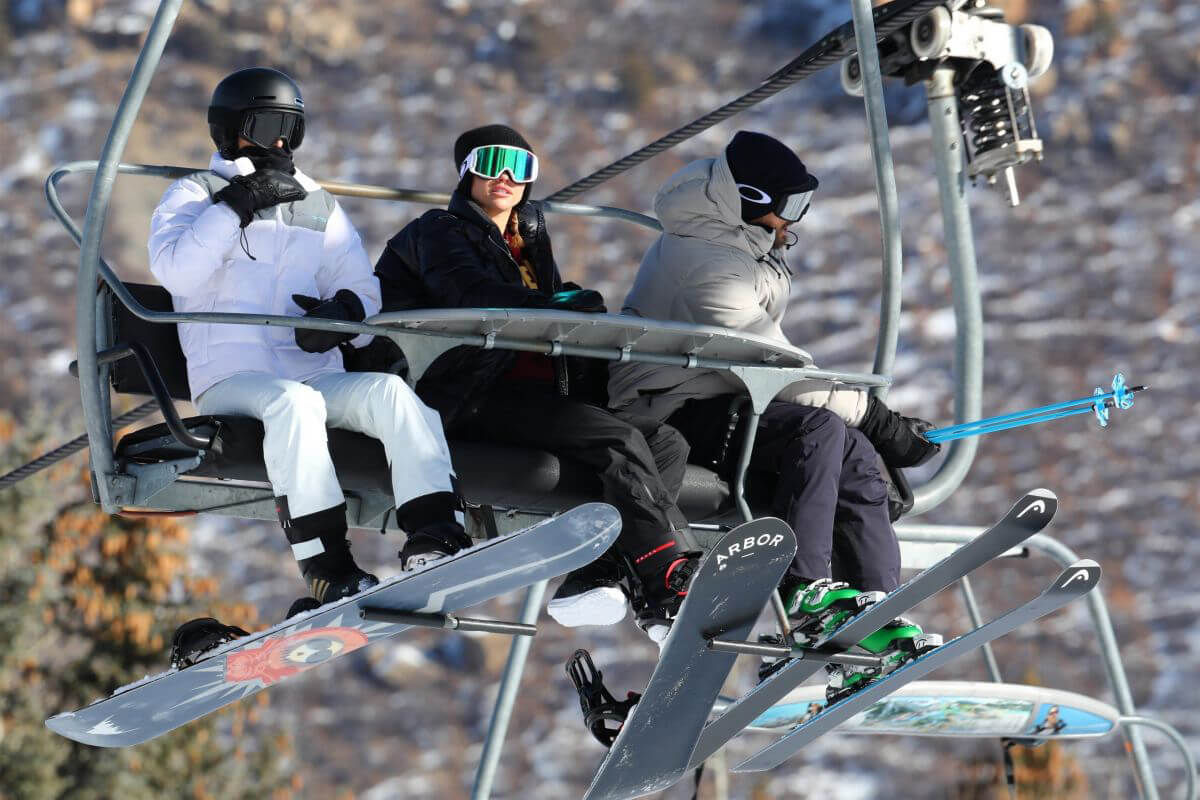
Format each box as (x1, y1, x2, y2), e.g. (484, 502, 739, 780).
(824, 616, 942, 703)
(169, 618, 250, 669)
(281, 502, 378, 604)
(756, 577, 880, 680)
(399, 521, 473, 571)
(285, 596, 322, 619)
(783, 577, 886, 644)
(631, 551, 701, 648)
(299, 535, 379, 603)
(565, 648, 641, 747)
(547, 551, 629, 627)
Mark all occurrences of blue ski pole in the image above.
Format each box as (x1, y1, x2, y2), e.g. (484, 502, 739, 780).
(924, 373, 1145, 445)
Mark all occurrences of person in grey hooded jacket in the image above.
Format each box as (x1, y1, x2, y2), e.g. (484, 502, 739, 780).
(609, 131, 943, 687)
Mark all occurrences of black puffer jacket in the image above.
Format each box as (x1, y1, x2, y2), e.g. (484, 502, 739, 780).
(377, 191, 583, 427)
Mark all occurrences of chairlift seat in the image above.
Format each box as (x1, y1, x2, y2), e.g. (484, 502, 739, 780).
(107, 284, 731, 519)
(114, 417, 730, 518)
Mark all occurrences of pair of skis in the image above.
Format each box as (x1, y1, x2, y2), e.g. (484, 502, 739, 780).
(584, 488, 1101, 799)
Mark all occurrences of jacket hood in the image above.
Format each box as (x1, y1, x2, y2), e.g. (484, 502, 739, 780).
(653, 153, 775, 260)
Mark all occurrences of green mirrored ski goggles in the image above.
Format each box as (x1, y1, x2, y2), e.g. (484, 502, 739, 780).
(459, 145, 539, 183)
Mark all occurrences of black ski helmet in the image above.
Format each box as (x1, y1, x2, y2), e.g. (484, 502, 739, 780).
(207, 67, 306, 158)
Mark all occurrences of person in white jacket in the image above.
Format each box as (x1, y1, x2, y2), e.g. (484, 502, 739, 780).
(149, 68, 470, 615)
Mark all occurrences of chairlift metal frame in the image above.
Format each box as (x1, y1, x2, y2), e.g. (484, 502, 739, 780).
(52, 0, 1189, 797)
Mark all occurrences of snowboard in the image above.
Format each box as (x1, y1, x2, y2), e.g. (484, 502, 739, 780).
(735, 559, 1101, 771)
(744, 680, 1120, 740)
(583, 518, 796, 800)
(690, 488, 1058, 768)
(46, 502, 621, 747)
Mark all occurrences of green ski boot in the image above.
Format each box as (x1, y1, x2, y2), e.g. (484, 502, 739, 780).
(824, 616, 943, 703)
(757, 578, 885, 682)
(783, 578, 886, 645)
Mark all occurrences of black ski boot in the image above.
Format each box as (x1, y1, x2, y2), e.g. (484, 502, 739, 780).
(296, 535, 378, 603)
(632, 550, 701, 648)
(548, 552, 629, 627)
(280, 500, 379, 604)
(396, 492, 473, 570)
(285, 596, 322, 619)
(399, 521, 473, 571)
(169, 618, 250, 669)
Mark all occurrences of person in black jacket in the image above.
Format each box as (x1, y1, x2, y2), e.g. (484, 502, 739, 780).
(375, 125, 697, 643)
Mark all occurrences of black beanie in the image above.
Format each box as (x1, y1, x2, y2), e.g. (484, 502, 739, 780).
(453, 124, 534, 173)
(452, 124, 535, 203)
(725, 130, 818, 223)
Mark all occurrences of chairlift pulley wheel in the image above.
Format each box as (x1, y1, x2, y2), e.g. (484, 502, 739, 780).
(910, 6, 952, 60)
(1020, 23, 1054, 79)
(840, 55, 865, 98)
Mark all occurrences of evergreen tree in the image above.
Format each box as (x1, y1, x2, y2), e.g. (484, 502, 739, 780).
(0, 413, 300, 799)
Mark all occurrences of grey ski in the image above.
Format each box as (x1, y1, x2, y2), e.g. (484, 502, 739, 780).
(734, 559, 1101, 772)
(689, 488, 1058, 768)
(583, 518, 796, 800)
(46, 503, 620, 748)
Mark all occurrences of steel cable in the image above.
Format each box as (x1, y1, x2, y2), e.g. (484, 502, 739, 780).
(0, 401, 158, 490)
(545, 0, 941, 202)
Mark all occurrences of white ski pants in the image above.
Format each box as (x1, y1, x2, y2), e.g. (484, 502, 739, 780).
(196, 371, 456, 518)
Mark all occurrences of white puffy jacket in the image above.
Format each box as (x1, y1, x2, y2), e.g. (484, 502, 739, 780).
(608, 153, 868, 425)
(148, 152, 379, 401)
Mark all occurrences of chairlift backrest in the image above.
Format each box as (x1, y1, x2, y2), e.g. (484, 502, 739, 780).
(108, 283, 191, 400)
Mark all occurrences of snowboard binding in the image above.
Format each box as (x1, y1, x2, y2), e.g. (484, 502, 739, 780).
(169, 617, 250, 670)
(565, 649, 641, 747)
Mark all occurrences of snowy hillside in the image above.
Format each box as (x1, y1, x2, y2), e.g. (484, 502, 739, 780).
(1, 0, 1197, 797)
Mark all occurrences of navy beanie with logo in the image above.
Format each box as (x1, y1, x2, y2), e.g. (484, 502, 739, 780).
(725, 131, 818, 223)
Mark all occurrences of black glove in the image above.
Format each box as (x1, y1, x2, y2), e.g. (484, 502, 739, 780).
(340, 336, 409, 378)
(857, 396, 941, 468)
(238, 144, 297, 175)
(545, 288, 607, 313)
(214, 169, 307, 227)
(292, 290, 366, 353)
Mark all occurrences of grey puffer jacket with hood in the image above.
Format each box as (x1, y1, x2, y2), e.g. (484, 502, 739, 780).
(607, 152, 869, 425)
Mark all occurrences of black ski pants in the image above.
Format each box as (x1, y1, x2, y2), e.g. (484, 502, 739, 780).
(672, 399, 900, 593)
(451, 381, 691, 576)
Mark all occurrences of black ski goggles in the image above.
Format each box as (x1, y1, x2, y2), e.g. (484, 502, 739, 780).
(240, 110, 305, 150)
(738, 177, 818, 223)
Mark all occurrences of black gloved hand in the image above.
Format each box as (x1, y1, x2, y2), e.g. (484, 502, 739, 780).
(545, 288, 607, 313)
(340, 336, 409, 378)
(292, 290, 366, 353)
(238, 144, 297, 175)
(214, 169, 307, 227)
(857, 396, 941, 468)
